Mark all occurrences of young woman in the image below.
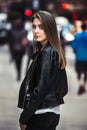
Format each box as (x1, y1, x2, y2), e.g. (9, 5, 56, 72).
(17, 10, 68, 130)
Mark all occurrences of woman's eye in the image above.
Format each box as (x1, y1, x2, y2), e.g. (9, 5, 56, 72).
(39, 25, 43, 29)
(32, 24, 43, 30)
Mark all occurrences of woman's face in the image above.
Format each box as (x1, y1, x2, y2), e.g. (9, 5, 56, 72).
(32, 18, 47, 45)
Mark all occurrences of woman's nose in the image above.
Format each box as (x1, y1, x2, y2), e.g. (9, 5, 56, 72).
(35, 26, 39, 32)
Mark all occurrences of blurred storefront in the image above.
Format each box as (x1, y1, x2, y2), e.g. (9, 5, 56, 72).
(0, 0, 87, 22)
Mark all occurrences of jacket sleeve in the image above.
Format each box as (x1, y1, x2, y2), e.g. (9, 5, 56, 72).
(17, 74, 27, 109)
(19, 50, 52, 124)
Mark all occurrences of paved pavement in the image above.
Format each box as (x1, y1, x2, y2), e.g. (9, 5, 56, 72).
(0, 45, 87, 130)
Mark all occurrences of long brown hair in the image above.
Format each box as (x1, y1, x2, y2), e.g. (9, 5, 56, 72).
(32, 10, 66, 69)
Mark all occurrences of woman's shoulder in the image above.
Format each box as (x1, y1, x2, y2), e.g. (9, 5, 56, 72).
(39, 43, 59, 63)
(42, 43, 58, 55)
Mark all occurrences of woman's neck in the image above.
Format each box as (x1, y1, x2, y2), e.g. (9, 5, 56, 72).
(41, 40, 48, 48)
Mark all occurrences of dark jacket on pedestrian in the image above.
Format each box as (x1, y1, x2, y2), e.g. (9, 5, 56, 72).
(17, 42, 68, 124)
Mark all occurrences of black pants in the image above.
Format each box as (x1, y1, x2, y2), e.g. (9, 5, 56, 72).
(75, 61, 87, 82)
(14, 51, 24, 80)
(26, 112, 60, 130)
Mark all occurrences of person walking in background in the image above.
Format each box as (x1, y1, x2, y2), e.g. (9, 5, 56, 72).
(70, 23, 87, 95)
(8, 16, 28, 81)
(17, 10, 68, 130)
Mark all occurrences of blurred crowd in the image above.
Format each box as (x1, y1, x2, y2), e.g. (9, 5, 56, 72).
(0, 0, 87, 96)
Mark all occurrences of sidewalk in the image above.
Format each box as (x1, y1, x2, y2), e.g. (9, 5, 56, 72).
(0, 45, 87, 130)
(0, 45, 25, 130)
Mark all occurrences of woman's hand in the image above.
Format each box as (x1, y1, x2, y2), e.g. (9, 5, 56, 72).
(19, 123, 27, 130)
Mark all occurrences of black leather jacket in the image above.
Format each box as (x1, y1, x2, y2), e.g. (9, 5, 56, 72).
(17, 43, 68, 124)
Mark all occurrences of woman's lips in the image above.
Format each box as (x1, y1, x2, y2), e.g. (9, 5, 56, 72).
(34, 35, 39, 39)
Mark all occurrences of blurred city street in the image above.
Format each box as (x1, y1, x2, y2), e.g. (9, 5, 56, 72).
(0, 45, 87, 130)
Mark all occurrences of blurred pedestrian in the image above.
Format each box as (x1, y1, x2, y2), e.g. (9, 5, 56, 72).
(8, 16, 28, 81)
(17, 10, 68, 130)
(70, 23, 87, 95)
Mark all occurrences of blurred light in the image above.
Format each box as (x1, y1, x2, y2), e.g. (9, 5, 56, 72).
(33, 0, 39, 9)
(27, 30, 33, 41)
(55, 16, 69, 26)
(61, 3, 70, 9)
(47, 3, 54, 10)
(64, 33, 74, 41)
(24, 9, 32, 17)
(0, 13, 7, 21)
(5, 23, 12, 30)
(24, 21, 32, 31)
